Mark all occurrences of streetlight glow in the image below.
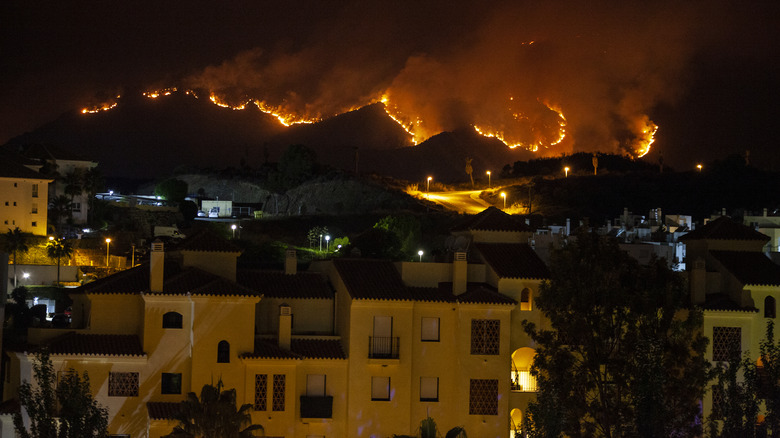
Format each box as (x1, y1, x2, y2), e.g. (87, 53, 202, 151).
(418, 250, 424, 262)
(501, 192, 507, 209)
(697, 164, 703, 172)
(325, 235, 330, 253)
(105, 238, 111, 267)
(231, 224, 237, 238)
(486, 170, 491, 188)
(564, 166, 570, 178)
(427, 176, 432, 193)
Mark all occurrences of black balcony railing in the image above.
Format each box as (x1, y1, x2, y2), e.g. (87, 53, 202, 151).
(368, 336, 400, 359)
(300, 395, 333, 418)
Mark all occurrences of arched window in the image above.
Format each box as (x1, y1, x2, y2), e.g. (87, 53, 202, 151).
(520, 288, 532, 311)
(217, 340, 230, 363)
(766, 296, 776, 319)
(162, 312, 183, 329)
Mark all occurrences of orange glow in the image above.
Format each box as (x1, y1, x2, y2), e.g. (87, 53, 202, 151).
(632, 116, 658, 158)
(380, 94, 420, 145)
(81, 101, 118, 114)
(143, 88, 177, 99)
(472, 99, 566, 152)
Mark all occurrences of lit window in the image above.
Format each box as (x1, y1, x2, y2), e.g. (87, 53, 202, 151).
(421, 317, 440, 342)
(420, 377, 439, 402)
(217, 340, 230, 363)
(520, 288, 532, 311)
(471, 319, 500, 355)
(712, 327, 741, 362)
(272, 374, 285, 411)
(371, 376, 390, 401)
(162, 312, 183, 329)
(254, 374, 267, 410)
(469, 379, 498, 415)
(161, 373, 182, 394)
(109, 372, 139, 396)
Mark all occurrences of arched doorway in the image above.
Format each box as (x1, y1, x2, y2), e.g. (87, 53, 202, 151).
(510, 408, 524, 438)
(511, 347, 537, 392)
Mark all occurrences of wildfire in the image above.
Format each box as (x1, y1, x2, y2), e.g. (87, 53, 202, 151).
(143, 88, 177, 99)
(379, 94, 420, 145)
(632, 117, 658, 157)
(81, 101, 118, 114)
(472, 99, 567, 152)
(252, 100, 318, 127)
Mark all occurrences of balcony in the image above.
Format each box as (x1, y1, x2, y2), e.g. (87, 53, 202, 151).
(511, 369, 537, 392)
(368, 336, 400, 359)
(300, 396, 333, 419)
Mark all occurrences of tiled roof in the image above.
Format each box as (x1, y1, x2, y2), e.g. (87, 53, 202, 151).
(147, 402, 181, 420)
(701, 293, 759, 312)
(177, 228, 243, 253)
(333, 259, 409, 300)
(73, 260, 259, 297)
(237, 270, 333, 299)
(291, 339, 346, 359)
(475, 243, 551, 279)
(4, 143, 94, 163)
(407, 282, 515, 305)
(451, 207, 534, 232)
(45, 333, 145, 357)
(243, 339, 302, 360)
(679, 216, 769, 242)
(711, 251, 780, 286)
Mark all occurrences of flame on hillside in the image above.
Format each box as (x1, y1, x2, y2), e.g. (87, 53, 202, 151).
(632, 117, 658, 158)
(80, 97, 119, 114)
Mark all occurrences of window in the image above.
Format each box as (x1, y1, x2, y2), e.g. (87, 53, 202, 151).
(161, 373, 182, 394)
(254, 374, 267, 410)
(421, 317, 440, 342)
(712, 327, 741, 362)
(711, 385, 724, 419)
(162, 312, 183, 329)
(12, 202, 16, 206)
(71, 202, 81, 213)
(420, 377, 439, 402)
(520, 288, 532, 311)
(32, 203, 38, 214)
(469, 379, 498, 415)
(217, 340, 230, 363)
(766, 296, 776, 319)
(371, 376, 391, 401)
(32, 184, 38, 198)
(307, 374, 326, 397)
(272, 374, 285, 411)
(109, 372, 139, 396)
(471, 319, 500, 355)
(31, 222, 37, 228)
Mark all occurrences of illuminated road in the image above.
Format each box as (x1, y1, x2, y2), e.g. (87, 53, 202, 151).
(424, 189, 494, 214)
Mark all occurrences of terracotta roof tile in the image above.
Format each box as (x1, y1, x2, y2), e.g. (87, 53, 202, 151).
(243, 339, 302, 360)
(333, 259, 410, 300)
(0, 151, 52, 180)
(711, 251, 780, 286)
(238, 270, 333, 299)
(475, 243, 550, 279)
(74, 260, 260, 297)
(290, 339, 346, 359)
(451, 207, 534, 233)
(702, 293, 759, 312)
(147, 402, 181, 420)
(177, 228, 242, 253)
(679, 216, 769, 242)
(45, 333, 145, 357)
(408, 283, 516, 305)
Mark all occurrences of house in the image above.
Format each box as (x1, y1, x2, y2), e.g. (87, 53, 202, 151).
(3, 207, 549, 438)
(4, 143, 98, 225)
(0, 152, 52, 236)
(681, 215, 780, 421)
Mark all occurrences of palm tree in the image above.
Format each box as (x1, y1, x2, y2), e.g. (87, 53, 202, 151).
(2, 227, 30, 288)
(46, 237, 73, 287)
(165, 380, 263, 438)
(82, 167, 103, 226)
(63, 169, 84, 211)
(49, 195, 72, 233)
(392, 416, 467, 438)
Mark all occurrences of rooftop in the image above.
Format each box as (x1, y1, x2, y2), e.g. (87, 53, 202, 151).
(451, 206, 534, 233)
(475, 242, 551, 279)
(680, 216, 769, 242)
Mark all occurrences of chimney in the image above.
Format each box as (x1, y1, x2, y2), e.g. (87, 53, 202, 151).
(566, 218, 571, 236)
(278, 304, 292, 350)
(452, 252, 467, 295)
(690, 258, 706, 305)
(284, 248, 297, 275)
(150, 240, 164, 293)
(722, 208, 727, 216)
(764, 208, 768, 217)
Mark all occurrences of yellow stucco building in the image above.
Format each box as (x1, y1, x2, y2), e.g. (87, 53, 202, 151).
(4, 207, 549, 438)
(0, 153, 51, 236)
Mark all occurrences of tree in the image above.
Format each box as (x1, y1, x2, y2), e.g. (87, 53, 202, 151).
(2, 227, 30, 288)
(14, 350, 108, 438)
(374, 214, 422, 259)
(49, 195, 72, 232)
(46, 237, 74, 287)
(82, 167, 104, 226)
(62, 169, 83, 206)
(708, 320, 780, 437)
(523, 230, 710, 438)
(165, 380, 263, 438)
(277, 144, 317, 189)
(391, 415, 467, 438)
(155, 178, 188, 204)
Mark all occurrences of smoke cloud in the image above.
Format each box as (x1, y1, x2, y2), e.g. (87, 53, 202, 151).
(182, 0, 733, 157)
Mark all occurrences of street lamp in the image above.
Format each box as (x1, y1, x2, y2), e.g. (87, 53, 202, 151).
(105, 238, 111, 267)
(418, 250, 424, 262)
(325, 235, 330, 253)
(564, 166, 570, 178)
(426, 176, 432, 196)
(697, 164, 703, 172)
(231, 224, 237, 238)
(319, 234, 323, 252)
(22, 272, 30, 284)
(500, 192, 507, 209)
(486, 170, 491, 188)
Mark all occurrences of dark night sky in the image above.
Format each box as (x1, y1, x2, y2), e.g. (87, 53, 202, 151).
(2, 0, 778, 171)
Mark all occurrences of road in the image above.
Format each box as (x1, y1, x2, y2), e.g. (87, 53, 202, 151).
(424, 189, 494, 214)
